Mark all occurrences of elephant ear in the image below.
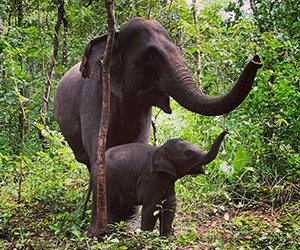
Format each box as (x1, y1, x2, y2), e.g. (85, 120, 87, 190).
(152, 147, 177, 177)
(80, 32, 119, 80)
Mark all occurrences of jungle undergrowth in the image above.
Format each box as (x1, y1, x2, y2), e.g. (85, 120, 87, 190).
(1, 132, 299, 249)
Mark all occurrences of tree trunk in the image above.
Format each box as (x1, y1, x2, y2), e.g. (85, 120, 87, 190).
(90, 0, 116, 238)
(16, 0, 23, 27)
(147, 0, 153, 19)
(18, 103, 26, 203)
(40, 0, 66, 147)
(249, 0, 264, 33)
(62, 14, 68, 67)
(192, 0, 202, 86)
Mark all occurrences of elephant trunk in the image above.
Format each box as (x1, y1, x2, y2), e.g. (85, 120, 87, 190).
(188, 130, 228, 175)
(200, 129, 229, 166)
(164, 55, 262, 116)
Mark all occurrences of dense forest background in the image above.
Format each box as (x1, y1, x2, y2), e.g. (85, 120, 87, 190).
(0, 0, 299, 249)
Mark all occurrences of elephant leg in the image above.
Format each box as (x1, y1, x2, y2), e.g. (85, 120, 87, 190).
(141, 203, 160, 232)
(128, 206, 140, 230)
(108, 206, 140, 230)
(159, 189, 177, 237)
(81, 173, 92, 220)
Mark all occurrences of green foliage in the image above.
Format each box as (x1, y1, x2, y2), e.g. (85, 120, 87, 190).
(0, 0, 299, 248)
(94, 224, 174, 250)
(0, 127, 89, 248)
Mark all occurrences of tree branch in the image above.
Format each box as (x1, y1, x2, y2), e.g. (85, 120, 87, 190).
(40, 0, 66, 147)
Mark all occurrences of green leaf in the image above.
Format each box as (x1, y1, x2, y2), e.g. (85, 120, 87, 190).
(153, 210, 160, 216)
(71, 229, 81, 238)
(264, 70, 272, 82)
(233, 148, 248, 175)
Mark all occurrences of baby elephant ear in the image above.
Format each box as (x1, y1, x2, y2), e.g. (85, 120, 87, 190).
(152, 147, 177, 177)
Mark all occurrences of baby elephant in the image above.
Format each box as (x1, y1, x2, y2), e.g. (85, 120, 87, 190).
(104, 130, 228, 237)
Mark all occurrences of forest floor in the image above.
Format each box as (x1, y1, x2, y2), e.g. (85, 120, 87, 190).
(1, 192, 299, 249)
(1, 154, 299, 249)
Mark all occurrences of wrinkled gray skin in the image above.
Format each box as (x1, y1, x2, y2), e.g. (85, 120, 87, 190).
(103, 130, 228, 237)
(54, 17, 261, 232)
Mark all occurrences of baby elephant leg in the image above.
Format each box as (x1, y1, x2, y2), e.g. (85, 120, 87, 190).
(141, 203, 160, 232)
(159, 189, 177, 237)
(128, 206, 140, 230)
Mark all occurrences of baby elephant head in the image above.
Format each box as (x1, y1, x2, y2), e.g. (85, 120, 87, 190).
(152, 130, 229, 178)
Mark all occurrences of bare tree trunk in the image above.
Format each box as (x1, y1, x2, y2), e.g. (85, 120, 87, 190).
(249, 0, 264, 33)
(16, 0, 26, 159)
(37, 0, 45, 74)
(16, 0, 23, 27)
(40, 0, 66, 147)
(17, 90, 27, 204)
(62, 14, 68, 67)
(90, 0, 116, 238)
(192, 0, 202, 86)
(147, 0, 153, 19)
(18, 109, 26, 203)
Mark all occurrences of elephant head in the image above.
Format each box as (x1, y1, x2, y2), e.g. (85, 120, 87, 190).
(152, 130, 229, 178)
(80, 17, 262, 116)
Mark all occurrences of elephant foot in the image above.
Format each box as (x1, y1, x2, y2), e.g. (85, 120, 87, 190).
(160, 229, 174, 238)
(87, 226, 109, 241)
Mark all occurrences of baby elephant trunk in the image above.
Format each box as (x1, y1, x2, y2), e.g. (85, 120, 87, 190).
(188, 130, 229, 175)
(200, 129, 229, 166)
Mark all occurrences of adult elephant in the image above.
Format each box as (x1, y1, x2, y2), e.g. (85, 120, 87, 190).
(54, 17, 261, 231)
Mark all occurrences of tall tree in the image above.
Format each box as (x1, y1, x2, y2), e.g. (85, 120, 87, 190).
(16, 0, 23, 27)
(192, 0, 202, 86)
(40, 0, 67, 146)
(62, 12, 68, 67)
(90, 0, 116, 238)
